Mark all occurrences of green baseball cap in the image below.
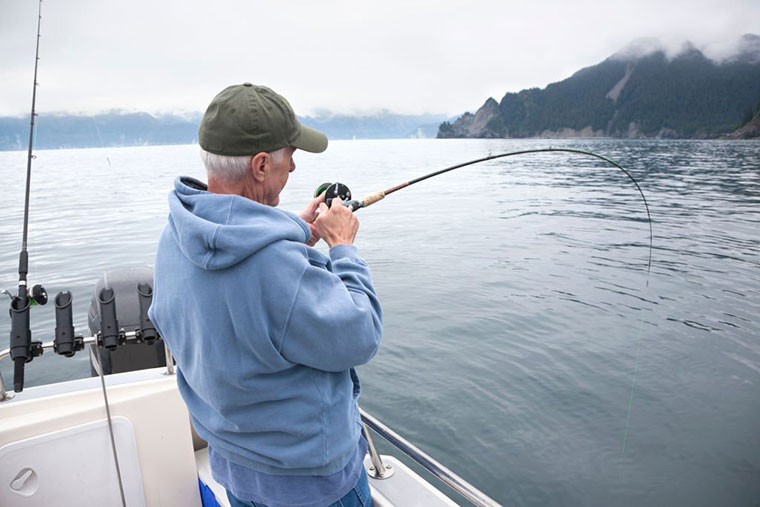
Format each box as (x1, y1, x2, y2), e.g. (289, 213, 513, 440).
(199, 83, 328, 156)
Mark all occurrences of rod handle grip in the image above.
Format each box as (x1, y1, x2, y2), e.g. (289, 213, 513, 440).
(361, 190, 386, 207)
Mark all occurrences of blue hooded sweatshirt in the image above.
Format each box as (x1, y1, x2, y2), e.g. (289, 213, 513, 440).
(149, 177, 382, 476)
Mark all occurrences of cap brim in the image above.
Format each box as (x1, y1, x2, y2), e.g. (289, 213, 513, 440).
(291, 124, 328, 153)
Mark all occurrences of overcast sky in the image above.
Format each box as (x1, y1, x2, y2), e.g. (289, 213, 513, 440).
(1, 0, 759, 117)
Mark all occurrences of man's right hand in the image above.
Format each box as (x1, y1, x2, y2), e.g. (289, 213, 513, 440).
(314, 198, 359, 247)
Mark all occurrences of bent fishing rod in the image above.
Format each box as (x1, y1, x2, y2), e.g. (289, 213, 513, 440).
(318, 147, 653, 278)
(9, 0, 48, 393)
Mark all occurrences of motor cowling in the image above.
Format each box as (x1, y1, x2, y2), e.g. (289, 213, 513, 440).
(87, 266, 166, 375)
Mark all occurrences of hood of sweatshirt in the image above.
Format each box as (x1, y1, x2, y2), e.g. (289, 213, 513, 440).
(167, 176, 310, 270)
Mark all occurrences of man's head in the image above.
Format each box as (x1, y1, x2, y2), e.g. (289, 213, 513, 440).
(198, 83, 327, 204)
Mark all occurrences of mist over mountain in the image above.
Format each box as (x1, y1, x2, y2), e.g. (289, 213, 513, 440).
(0, 111, 447, 151)
(438, 34, 760, 139)
(4, 34, 758, 149)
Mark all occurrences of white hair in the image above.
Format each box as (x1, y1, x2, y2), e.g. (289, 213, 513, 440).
(200, 147, 286, 181)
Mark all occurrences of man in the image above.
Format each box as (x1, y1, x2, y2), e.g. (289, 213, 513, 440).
(149, 83, 382, 507)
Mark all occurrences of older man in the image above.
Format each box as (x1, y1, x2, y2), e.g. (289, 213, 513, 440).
(149, 83, 381, 507)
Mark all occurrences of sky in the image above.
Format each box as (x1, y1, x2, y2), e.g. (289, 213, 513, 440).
(1, 0, 759, 118)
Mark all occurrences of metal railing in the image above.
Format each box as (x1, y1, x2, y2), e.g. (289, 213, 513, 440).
(1, 341, 499, 505)
(360, 408, 502, 507)
(0, 333, 175, 401)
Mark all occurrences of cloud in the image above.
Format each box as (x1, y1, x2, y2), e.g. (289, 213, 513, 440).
(611, 33, 760, 63)
(2, 0, 760, 117)
(704, 34, 760, 63)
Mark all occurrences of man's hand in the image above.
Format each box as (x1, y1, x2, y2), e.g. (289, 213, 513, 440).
(299, 194, 325, 246)
(314, 198, 359, 247)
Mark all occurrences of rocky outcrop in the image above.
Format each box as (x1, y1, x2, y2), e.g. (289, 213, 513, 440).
(722, 109, 760, 139)
(438, 98, 505, 138)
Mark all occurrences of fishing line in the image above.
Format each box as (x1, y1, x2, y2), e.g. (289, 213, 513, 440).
(92, 341, 128, 507)
(322, 147, 654, 460)
(91, 117, 112, 167)
(325, 147, 652, 277)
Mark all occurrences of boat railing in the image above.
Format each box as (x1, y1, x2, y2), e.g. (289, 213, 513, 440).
(360, 408, 502, 506)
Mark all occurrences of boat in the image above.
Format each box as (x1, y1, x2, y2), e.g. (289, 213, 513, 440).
(1, 3, 502, 502)
(1, 267, 501, 506)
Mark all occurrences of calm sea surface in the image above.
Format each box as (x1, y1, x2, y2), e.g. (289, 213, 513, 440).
(1, 139, 758, 506)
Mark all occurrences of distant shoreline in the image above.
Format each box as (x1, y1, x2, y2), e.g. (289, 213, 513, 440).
(2, 136, 757, 154)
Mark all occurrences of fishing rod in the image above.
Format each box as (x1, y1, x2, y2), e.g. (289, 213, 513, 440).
(318, 147, 653, 277)
(4, 7, 129, 500)
(9, 0, 47, 393)
(321, 148, 655, 458)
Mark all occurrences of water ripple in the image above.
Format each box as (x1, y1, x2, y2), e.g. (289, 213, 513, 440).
(1, 139, 759, 506)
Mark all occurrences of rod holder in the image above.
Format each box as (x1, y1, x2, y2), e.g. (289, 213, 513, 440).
(54, 291, 83, 357)
(10, 297, 31, 362)
(137, 283, 158, 343)
(9, 296, 32, 392)
(97, 287, 123, 350)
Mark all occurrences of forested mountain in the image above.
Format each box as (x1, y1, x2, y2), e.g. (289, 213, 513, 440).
(439, 35, 760, 139)
(0, 113, 202, 151)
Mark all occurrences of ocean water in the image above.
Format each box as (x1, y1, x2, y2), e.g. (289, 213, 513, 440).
(0, 139, 758, 506)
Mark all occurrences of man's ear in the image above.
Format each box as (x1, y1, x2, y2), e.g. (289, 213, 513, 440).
(250, 152, 269, 182)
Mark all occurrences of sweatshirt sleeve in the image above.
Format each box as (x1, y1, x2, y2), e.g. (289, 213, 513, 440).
(279, 244, 383, 372)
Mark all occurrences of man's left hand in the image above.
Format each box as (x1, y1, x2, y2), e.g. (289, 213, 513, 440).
(299, 193, 326, 246)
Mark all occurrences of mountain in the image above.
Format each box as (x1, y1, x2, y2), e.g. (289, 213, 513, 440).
(300, 112, 448, 140)
(438, 35, 760, 139)
(0, 112, 202, 151)
(0, 111, 447, 151)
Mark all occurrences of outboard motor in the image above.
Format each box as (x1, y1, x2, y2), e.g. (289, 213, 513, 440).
(87, 267, 166, 375)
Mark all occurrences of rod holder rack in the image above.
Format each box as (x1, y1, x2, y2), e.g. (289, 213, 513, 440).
(0, 333, 175, 402)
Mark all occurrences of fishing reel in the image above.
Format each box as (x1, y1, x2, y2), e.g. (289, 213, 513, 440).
(314, 182, 362, 211)
(2, 284, 47, 306)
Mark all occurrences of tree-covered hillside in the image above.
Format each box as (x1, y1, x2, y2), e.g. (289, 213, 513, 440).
(0, 111, 446, 151)
(439, 35, 760, 139)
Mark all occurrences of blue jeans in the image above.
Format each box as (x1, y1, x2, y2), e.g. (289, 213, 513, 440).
(225, 468, 372, 507)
